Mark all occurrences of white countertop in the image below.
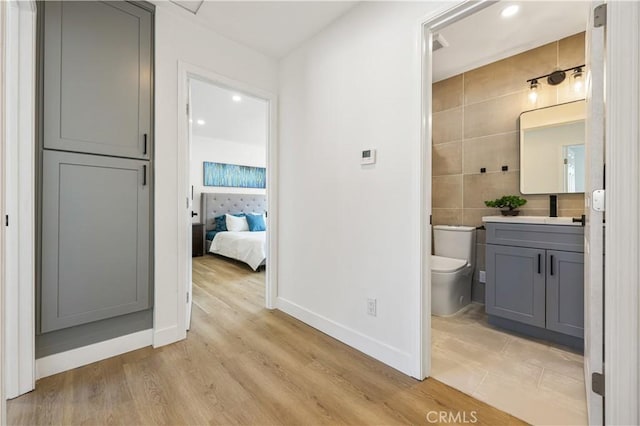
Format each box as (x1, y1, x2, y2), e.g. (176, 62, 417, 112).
(482, 216, 582, 226)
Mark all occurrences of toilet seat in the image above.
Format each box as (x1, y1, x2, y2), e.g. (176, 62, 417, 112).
(431, 255, 467, 273)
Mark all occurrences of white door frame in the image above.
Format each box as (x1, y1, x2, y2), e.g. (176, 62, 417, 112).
(1, 1, 6, 419)
(176, 61, 278, 330)
(420, 1, 640, 423)
(418, 0, 498, 380)
(583, 2, 605, 423)
(3, 0, 36, 399)
(604, 2, 640, 424)
(420, 2, 640, 424)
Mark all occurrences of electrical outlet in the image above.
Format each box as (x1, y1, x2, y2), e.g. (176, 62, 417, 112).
(367, 298, 377, 316)
(479, 270, 486, 283)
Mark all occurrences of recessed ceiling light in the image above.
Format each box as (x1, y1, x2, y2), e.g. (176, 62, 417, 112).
(196, 119, 206, 126)
(501, 4, 520, 18)
(232, 95, 242, 102)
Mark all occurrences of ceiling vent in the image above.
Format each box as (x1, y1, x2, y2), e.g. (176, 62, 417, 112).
(170, 0, 204, 15)
(432, 33, 449, 52)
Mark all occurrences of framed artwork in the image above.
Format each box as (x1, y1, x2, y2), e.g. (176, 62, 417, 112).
(203, 162, 266, 189)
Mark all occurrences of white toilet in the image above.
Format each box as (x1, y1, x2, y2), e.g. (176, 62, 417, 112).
(431, 225, 476, 316)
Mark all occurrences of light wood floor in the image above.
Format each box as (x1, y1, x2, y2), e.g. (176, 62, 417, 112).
(8, 255, 525, 425)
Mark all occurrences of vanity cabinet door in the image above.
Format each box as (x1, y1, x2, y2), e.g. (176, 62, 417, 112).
(486, 245, 546, 327)
(546, 250, 584, 338)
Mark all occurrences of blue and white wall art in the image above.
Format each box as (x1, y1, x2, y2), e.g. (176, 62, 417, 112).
(203, 162, 266, 189)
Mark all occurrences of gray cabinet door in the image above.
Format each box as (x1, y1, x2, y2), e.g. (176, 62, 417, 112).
(42, 1, 152, 159)
(546, 250, 584, 338)
(41, 150, 150, 332)
(486, 245, 546, 327)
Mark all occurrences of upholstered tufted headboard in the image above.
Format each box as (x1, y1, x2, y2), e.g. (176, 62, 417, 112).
(201, 193, 267, 231)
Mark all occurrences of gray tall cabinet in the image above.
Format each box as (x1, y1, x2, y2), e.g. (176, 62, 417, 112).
(37, 1, 154, 353)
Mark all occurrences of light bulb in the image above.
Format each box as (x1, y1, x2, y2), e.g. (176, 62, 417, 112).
(574, 79, 583, 92)
(572, 67, 584, 93)
(528, 79, 539, 103)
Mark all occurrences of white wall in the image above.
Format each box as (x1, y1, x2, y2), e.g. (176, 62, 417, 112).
(190, 135, 266, 223)
(277, 1, 448, 376)
(154, 3, 277, 345)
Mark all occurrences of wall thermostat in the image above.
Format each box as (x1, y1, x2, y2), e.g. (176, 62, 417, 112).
(361, 149, 376, 165)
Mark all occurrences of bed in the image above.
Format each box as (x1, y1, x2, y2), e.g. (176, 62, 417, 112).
(201, 193, 267, 270)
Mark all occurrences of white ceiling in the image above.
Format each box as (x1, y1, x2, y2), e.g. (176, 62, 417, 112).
(168, 1, 588, 72)
(433, 1, 590, 82)
(190, 79, 268, 146)
(179, 1, 358, 58)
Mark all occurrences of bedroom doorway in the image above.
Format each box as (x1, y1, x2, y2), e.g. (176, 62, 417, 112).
(183, 71, 276, 329)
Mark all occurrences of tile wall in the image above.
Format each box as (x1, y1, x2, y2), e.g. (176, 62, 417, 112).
(432, 32, 586, 301)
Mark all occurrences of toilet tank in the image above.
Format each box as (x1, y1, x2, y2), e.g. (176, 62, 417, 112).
(433, 225, 476, 263)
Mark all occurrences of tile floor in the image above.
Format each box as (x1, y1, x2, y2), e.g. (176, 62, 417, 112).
(431, 303, 587, 425)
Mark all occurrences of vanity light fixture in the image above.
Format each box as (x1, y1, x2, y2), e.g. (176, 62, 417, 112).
(572, 67, 584, 92)
(547, 69, 566, 85)
(528, 79, 539, 103)
(526, 64, 585, 101)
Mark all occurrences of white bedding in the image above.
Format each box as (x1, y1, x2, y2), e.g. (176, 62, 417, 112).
(209, 231, 266, 271)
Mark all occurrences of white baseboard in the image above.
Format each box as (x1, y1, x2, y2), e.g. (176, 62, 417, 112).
(275, 297, 414, 376)
(152, 325, 186, 348)
(35, 329, 153, 380)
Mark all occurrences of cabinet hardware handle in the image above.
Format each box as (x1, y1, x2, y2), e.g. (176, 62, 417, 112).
(143, 165, 147, 186)
(572, 214, 586, 226)
(143, 133, 148, 155)
(550, 255, 555, 276)
(538, 254, 541, 274)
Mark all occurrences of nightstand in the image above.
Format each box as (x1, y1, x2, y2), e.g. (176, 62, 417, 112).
(192, 223, 204, 257)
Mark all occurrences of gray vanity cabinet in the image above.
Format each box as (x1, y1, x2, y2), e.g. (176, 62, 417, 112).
(486, 245, 546, 328)
(41, 150, 150, 333)
(42, 1, 152, 160)
(485, 222, 584, 347)
(546, 250, 585, 338)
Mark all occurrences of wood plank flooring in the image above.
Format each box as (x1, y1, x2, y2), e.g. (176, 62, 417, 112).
(8, 255, 526, 425)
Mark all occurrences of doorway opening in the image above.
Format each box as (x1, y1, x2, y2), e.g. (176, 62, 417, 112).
(422, 2, 602, 425)
(184, 73, 275, 329)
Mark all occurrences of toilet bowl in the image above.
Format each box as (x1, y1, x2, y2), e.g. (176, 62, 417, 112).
(431, 225, 476, 316)
(431, 255, 473, 316)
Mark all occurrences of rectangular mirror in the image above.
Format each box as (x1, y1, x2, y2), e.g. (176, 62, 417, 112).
(520, 100, 586, 194)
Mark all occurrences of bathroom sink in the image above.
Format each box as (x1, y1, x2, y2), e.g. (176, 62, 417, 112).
(482, 216, 581, 226)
